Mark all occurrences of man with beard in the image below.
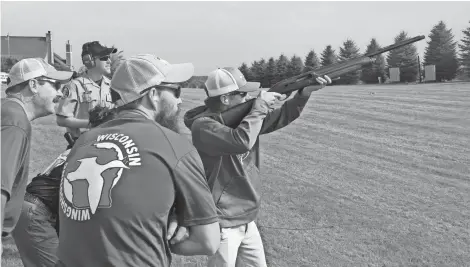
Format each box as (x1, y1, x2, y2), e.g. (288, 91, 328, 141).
(55, 54, 220, 267)
(55, 41, 117, 148)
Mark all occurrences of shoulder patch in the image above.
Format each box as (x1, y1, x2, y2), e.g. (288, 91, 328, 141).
(62, 85, 71, 98)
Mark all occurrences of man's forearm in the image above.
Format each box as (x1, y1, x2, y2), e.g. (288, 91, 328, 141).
(298, 87, 313, 97)
(170, 235, 215, 256)
(57, 116, 90, 129)
(191, 99, 269, 156)
(259, 91, 310, 135)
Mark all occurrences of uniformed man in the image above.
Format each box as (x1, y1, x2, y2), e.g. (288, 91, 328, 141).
(56, 41, 117, 146)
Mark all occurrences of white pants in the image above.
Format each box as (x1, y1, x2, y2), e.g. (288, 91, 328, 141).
(207, 221, 267, 267)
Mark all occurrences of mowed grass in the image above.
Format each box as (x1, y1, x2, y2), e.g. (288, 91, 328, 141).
(2, 82, 470, 266)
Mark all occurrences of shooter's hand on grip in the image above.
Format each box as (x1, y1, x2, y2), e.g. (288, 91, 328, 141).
(258, 91, 286, 106)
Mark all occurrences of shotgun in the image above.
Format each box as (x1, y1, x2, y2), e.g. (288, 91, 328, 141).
(185, 35, 425, 129)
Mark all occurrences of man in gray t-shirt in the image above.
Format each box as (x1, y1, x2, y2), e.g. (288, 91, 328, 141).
(56, 54, 220, 266)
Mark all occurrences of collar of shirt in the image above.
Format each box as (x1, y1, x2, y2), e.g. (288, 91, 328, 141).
(5, 96, 27, 114)
(80, 74, 110, 88)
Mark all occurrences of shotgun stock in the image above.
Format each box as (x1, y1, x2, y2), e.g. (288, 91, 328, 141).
(186, 35, 425, 129)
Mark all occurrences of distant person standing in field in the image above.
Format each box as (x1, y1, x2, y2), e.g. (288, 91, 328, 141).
(1, 58, 72, 253)
(55, 54, 220, 267)
(184, 67, 331, 267)
(55, 41, 117, 148)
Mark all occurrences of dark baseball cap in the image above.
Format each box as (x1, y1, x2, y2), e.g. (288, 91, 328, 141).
(82, 41, 117, 58)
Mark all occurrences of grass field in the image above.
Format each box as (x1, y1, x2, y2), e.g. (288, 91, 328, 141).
(2, 82, 470, 267)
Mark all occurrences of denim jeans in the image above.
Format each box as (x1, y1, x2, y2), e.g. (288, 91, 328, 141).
(207, 221, 267, 267)
(11, 192, 59, 267)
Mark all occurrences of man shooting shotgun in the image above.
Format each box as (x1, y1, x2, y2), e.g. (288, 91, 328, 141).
(183, 34, 425, 267)
(184, 67, 331, 266)
(185, 35, 425, 129)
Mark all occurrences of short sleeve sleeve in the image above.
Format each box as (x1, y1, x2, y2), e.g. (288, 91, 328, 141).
(173, 149, 218, 227)
(1, 126, 28, 200)
(56, 81, 79, 117)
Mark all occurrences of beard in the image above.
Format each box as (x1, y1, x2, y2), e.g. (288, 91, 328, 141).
(155, 99, 181, 133)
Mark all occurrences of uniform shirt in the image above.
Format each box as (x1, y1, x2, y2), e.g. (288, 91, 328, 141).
(56, 74, 114, 138)
(1, 98, 32, 236)
(57, 111, 218, 267)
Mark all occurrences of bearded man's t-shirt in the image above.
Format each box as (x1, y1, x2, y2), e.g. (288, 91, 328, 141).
(57, 111, 218, 267)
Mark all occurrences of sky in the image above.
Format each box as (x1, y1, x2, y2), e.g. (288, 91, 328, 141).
(1, 1, 470, 76)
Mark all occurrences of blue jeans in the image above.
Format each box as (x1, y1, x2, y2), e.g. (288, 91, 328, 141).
(11, 193, 59, 267)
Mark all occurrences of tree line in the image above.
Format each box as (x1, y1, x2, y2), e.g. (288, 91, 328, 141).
(237, 20, 470, 86)
(2, 20, 470, 88)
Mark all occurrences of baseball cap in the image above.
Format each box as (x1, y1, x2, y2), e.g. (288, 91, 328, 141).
(6, 58, 73, 91)
(82, 41, 117, 58)
(204, 68, 238, 97)
(110, 54, 194, 105)
(222, 67, 260, 93)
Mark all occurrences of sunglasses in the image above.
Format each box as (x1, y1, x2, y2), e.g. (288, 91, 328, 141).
(140, 84, 182, 99)
(37, 77, 63, 90)
(227, 91, 247, 97)
(98, 55, 110, 61)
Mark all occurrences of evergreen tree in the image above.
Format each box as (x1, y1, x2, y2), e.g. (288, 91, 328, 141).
(249, 60, 259, 80)
(258, 58, 269, 88)
(423, 20, 459, 81)
(250, 59, 264, 85)
(386, 31, 419, 82)
(360, 38, 387, 84)
(251, 58, 268, 88)
(337, 39, 361, 84)
(265, 57, 277, 87)
(458, 20, 470, 77)
(287, 55, 304, 77)
(304, 49, 320, 70)
(1, 57, 19, 72)
(238, 62, 252, 81)
(275, 54, 290, 83)
(320, 45, 338, 67)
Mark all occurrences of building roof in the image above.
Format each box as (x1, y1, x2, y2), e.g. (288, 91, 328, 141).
(54, 52, 71, 70)
(1, 35, 48, 60)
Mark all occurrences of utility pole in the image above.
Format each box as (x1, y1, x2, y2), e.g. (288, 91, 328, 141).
(417, 55, 422, 83)
(66, 40, 73, 70)
(7, 33, 11, 57)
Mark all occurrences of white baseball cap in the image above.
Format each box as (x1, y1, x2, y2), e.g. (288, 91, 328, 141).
(110, 54, 194, 105)
(222, 67, 260, 93)
(204, 68, 239, 97)
(205, 68, 260, 97)
(6, 58, 73, 92)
